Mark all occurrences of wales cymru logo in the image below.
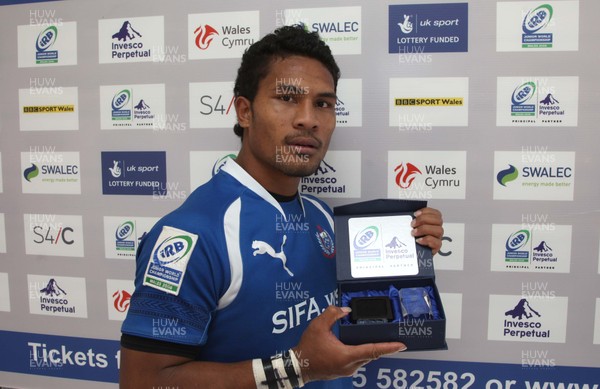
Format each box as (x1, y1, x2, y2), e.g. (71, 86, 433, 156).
(194, 25, 219, 50)
(497, 165, 519, 186)
(522, 4, 554, 48)
(394, 162, 422, 189)
(112, 289, 132, 313)
(35, 25, 59, 64)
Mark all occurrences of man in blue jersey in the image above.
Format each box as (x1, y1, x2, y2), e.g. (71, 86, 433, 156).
(120, 25, 444, 388)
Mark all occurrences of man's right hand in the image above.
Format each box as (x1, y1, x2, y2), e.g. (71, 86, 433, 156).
(292, 305, 407, 383)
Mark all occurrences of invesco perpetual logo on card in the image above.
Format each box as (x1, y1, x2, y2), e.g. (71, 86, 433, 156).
(143, 226, 198, 295)
(348, 215, 418, 278)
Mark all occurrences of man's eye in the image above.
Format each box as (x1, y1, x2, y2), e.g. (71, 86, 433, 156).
(317, 100, 334, 108)
(280, 94, 294, 102)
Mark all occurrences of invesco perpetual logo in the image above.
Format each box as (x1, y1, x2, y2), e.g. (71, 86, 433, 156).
(511, 82, 536, 106)
(36, 26, 58, 52)
(152, 235, 194, 265)
(353, 226, 379, 250)
(112, 89, 131, 111)
(506, 229, 530, 252)
(497, 164, 519, 186)
(522, 4, 553, 34)
(115, 221, 135, 242)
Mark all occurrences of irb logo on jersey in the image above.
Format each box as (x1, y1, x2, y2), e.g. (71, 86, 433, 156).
(144, 226, 198, 295)
(153, 235, 195, 265)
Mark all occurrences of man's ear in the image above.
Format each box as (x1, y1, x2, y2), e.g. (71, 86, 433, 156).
(235, 96, 252, 129)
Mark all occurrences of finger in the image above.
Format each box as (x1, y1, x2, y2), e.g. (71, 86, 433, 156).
(412, 210, 443, 228)
(412, 224, 444, 240)
(347, 342, 407, 361)
(314, 305, 352, 330)
(416, 235, 442, 255)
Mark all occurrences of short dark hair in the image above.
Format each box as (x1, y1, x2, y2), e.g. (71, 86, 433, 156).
(233, 25, 340, 138)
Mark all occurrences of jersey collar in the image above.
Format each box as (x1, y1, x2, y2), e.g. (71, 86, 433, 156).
(220, 158, 306, 221)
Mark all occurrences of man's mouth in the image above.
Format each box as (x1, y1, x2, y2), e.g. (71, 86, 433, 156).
(285, 137, 321, 155)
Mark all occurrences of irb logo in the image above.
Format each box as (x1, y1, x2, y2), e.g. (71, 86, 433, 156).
(506, 230, 530, 251)
(353, 226, 379, 249)
(512, 82, 536, 105)
(112, 89, 131, 111)
(522, 4, 553, 34)
(153, 235, 193, 265)
(116, 221, 135, 241)
(36, 26, 57, 52)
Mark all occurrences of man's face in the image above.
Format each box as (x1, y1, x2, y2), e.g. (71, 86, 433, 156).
(237, 55, 337, 179)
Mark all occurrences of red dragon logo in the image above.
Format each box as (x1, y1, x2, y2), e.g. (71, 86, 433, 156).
(394, 162, 422, 188)
(112, 290, 132, 313)
(194, 25, 219, 50)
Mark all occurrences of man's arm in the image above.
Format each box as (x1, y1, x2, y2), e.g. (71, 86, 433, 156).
(120, 306, 406, 388)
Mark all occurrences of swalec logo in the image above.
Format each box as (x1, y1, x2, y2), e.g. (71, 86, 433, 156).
(152, 235, 194, 265)
(497, 164, 519, 186)
(35, 25, 58, 64)
(24, 163, 40, 182)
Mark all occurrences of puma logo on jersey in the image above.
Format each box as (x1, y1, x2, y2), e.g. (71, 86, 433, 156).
(252, 235, 294, 277)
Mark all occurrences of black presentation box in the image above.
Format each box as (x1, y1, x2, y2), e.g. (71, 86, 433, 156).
(334, 199, 447, 351)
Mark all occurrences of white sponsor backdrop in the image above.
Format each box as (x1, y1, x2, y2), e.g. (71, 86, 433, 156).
(0, 0, 599, 388)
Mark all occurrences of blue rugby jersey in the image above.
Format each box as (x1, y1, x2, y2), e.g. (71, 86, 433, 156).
(121, 159, 350, 388)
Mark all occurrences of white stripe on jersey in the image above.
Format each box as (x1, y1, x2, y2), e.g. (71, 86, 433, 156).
(218, 198, 243, 309)
(302, 196, 334, 231)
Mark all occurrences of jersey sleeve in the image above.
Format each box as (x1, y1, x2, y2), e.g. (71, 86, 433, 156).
(121, 213, 229, 348)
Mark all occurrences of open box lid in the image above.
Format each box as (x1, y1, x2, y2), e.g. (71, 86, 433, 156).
(334, 199, 435, 282)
